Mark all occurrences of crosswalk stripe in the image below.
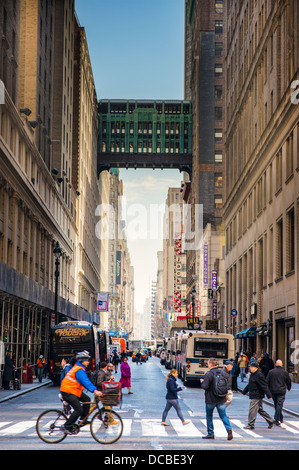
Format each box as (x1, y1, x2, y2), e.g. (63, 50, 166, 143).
(230, 419, 264, 438)
(122, 419, 132, 436)
(169, 419, 204, 437)
(0, 421, 34, 436)
(200, 419, 242, 438)
(0, 422, 12, 429)
(141, 419, 168, 436)
(281, 422, 299, 434)
(2, 418, 299, 439)
(286, 421, 299, 430)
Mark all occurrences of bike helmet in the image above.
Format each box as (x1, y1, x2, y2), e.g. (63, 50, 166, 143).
(76, 350, 91, 362)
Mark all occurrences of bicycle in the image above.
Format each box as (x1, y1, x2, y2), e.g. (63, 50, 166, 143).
(36, 393, 123, 444)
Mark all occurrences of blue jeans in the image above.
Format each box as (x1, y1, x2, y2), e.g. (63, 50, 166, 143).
(162, 399, 184, 422)
(205, 401, 232, 435)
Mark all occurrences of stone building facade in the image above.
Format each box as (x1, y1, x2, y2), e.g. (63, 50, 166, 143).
(224, 0, 299, 377)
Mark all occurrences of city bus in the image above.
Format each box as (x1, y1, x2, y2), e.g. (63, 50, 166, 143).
(176, 330, 235, 386)
(49, 321, 100, 385)
(97, 329, 111, 363)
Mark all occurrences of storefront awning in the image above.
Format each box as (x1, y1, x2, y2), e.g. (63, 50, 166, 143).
(234, 327, 256, 339)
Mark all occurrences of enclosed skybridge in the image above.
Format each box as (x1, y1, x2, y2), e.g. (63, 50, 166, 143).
(98, 99, 193, 177)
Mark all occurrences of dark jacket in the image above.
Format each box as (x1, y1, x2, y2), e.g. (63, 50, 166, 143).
(201, 367, 226, 404)
(223, 367, 233, 390)
(266, 366, 292, 395)
(3, 353, 14, 381)
(166, 374, 182, 400)
(242, 369, 272, 399)
(96, 368, 111, 389)
(259, 353, 274, 377)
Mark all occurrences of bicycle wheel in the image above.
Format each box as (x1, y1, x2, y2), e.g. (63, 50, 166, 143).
(36, 409, 68, 444)
(90, 409, 123, 444)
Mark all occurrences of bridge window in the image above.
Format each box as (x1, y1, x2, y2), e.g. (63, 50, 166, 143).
(157, 142, 161, 153)
(129, 142, 133, 153)
(129, 122, 134, 134)
(183, 104, 190, 114)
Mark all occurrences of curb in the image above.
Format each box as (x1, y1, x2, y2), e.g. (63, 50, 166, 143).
(0, 380, 52, 404)
(237, 386, 299, 419)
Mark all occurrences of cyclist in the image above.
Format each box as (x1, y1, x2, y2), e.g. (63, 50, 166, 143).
(60, 351, 102, 434)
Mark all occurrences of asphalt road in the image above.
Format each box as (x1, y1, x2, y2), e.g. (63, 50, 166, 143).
(0, 356, 299, 456)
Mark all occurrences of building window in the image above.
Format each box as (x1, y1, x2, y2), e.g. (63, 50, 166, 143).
(276, 218, 283, 279)
(215, 42, 223, 56)
(215, 107, 223, 121)
(215, 20, 223, 34)
(215, 151, 223, 163)
(215, 64, 223, 77)
(215, 129, 223, 143)
(215, 0, 223, 13)
(286, 208, 295, 273)
(215, 196, 223, 209)
(215, 85, 223, 100)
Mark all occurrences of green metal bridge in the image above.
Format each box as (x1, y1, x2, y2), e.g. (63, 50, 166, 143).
(98, 99, 193, 177)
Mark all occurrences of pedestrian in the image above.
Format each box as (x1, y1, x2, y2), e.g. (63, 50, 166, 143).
(60, 351, 102, 434)
(249, 353, 258, 366)
(231, 358, 240, 392)
(135, 349, 142, 365)
(2, 349, 14, 390)
(161, 369, 189, 426)
(238, 352, 249, 382)
(200, 358, 233, 440)
(95, 362, 113, 389)
(266, 359, 292, 425)
(36, 355, 46, 383)
(259, 352, 274, 378)
(223, 361, 233, 408)
(60, 357, 72, 383)
(120, 357, 133, 394)
(112, 350, 120, 373)
(241, 361, 275, 429)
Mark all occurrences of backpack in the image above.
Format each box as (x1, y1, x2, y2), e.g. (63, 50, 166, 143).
(89, 370, 98, 386)
(211, 369, 228, 398)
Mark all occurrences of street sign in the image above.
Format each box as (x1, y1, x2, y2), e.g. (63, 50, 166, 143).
(231, 309, 237, 318)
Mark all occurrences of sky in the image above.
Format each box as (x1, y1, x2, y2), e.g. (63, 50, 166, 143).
(75, 0, 185, 311)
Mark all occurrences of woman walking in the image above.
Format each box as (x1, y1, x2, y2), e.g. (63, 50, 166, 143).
(161, 369, 189, 426)
(119, 357, 133, 394)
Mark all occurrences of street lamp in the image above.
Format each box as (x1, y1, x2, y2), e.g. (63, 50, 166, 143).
(53, 241, 62, 320)
(191, 286, 196, 320)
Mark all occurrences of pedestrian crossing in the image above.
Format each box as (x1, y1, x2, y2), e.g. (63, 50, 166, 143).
(1, 418, 299, 440)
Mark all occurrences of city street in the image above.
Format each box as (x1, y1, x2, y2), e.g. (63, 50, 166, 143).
(0, 357, 299, 453)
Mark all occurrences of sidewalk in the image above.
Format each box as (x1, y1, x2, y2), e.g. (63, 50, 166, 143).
(237, 376, 299, 418)
(0, 378, 52, 403)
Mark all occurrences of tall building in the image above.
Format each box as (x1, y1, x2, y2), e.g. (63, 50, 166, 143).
(184, 0, 226, 312)
(224, 0, 298, 377)
(72, 15, 107, 318)
(163, 187, 187, 324)
(0, 2, 104, 377)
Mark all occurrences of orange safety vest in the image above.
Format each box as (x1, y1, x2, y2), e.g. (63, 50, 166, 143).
(60, 364, 85, 397)
(37, 358, 45, 368)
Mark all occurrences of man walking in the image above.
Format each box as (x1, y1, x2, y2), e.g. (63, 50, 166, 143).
(201, 358, 233, 440)
(266, 359, 291, 425)
(242, 361, 275, 429)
